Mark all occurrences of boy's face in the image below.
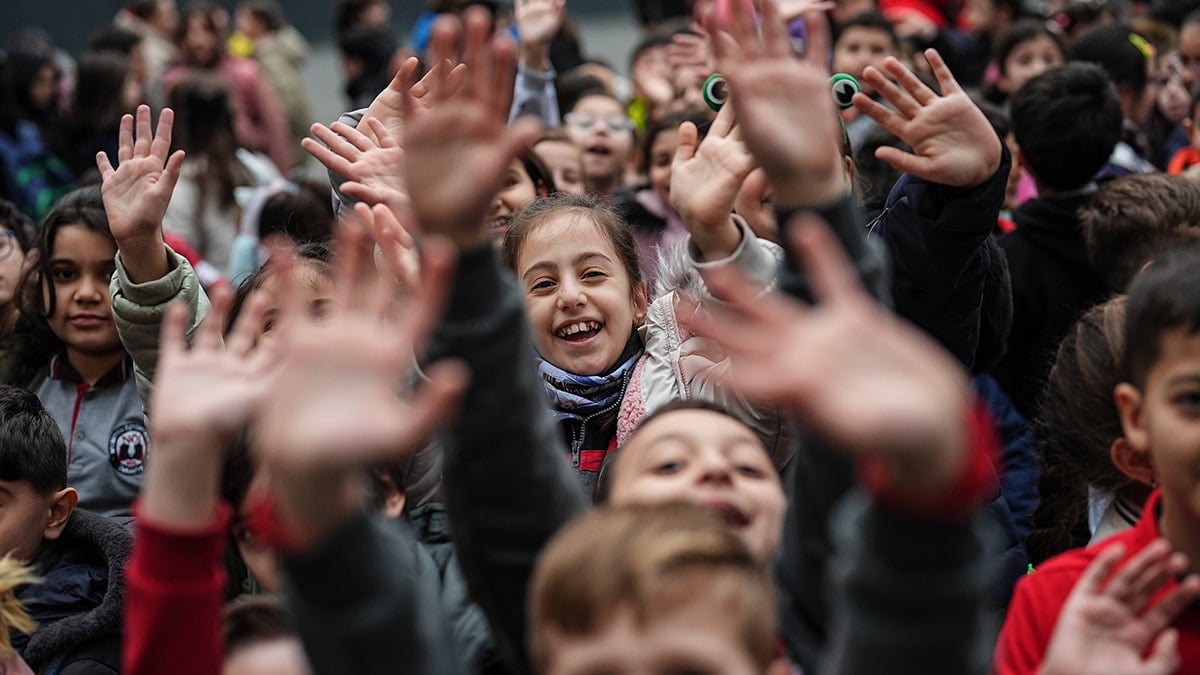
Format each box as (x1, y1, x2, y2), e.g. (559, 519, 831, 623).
(0, 480, 73, 561)
(1117, 329, 1200, 525)
(540, 597, 776, 675)
(610, 410, 786, 563)
(832, 27, 897, 94)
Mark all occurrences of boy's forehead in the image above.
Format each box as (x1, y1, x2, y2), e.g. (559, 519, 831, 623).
(1146, 328, 1200, 384)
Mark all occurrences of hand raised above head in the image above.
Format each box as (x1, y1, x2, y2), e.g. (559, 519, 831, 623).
(403, 8, 543, 249)
(670, 102, 757, 260)
(304, 116, 412, 218)
(852, 50, 1003, 188)
(689, 212, 971, 498)
(360, 56, 468, 145)
(97, 105, 185, 282)
(707, 1, 845, 208)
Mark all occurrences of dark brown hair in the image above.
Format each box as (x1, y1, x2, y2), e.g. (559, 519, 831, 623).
(1080, 173, 1200, 294)
(501, 192, 643, 292)
(1027, 296, 1134, 564)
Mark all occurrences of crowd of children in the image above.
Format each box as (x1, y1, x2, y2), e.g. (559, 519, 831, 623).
(5, 0, 1200, 672)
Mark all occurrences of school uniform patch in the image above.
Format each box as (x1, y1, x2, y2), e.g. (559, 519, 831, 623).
(108, 423, 148, 476)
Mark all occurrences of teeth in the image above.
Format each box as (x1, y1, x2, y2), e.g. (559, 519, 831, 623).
(559, 321, 600, 337)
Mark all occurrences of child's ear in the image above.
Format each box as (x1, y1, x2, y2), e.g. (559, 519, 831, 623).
(633, 281, 649, 324)
(43, 487, 78, 541)
(1115, 382, 1150, 458)
(1110, 436, 1155, 486)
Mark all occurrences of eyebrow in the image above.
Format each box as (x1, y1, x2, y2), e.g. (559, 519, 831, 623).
(1167, 373, 1200, 387)
(522, 252, 614, 282)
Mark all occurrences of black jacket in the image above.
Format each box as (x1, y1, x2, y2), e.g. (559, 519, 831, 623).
(16, 510, 129, 674)
(992, 192, 1109, 417)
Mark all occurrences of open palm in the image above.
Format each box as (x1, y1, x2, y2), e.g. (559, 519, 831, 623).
(97, 105, 184, 246)
(853, 51, 1001, 188)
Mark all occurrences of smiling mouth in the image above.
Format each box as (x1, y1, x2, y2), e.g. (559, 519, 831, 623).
(706, 501, 751, 528)
(556, 320, 602, 342)
(585, 145, 612, 157)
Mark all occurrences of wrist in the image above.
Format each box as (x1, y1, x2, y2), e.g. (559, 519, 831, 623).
(116, 233, 170, 284)
(688, 216, 744, 262)
(141, 438, 223, 530)
(771, 158, 849, 210)
(522, 42, 550, 72)
(271, 467, 364, 544)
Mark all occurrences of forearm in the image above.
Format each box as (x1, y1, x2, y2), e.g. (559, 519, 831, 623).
(690, 215, 782, 293)
(284, 512, 463, 675)
(111, 247, 210, 405)
(430, 243, 587, 672)
(125, 502, 229, 675)
(139, 437, 223, 530)
(508, 61, 560, 126)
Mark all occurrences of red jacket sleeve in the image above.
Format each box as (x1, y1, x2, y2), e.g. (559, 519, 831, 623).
(124, 502, 231, 675)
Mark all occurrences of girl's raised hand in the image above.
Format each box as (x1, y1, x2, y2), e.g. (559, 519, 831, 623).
(96, 104, 186, 283)
(360, 56, 467, 145)
(303, 116, 413, 218)
(670, 101, 758, 260)
(707, 1, 844, 208)
(403, 9, 543, 249)
(689, 213, 971, 499)
(852, 50, 1002, 188)
(144, 284, 276, 529)
(358, 201, 422, 294)
(1040, 541, 1200, 675)
(251, 225, 467, 474)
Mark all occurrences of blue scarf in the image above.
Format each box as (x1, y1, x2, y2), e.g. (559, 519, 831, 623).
(537, 344, 642, 422)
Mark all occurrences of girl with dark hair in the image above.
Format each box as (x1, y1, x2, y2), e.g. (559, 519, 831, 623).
(68, 52, 143, 177)
(1026, 296, 1152, 566)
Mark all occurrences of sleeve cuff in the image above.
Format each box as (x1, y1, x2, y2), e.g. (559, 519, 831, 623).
(687, 215, 779, 288)
(115, 246, 186, 307)
(858, 397, 1000, 521)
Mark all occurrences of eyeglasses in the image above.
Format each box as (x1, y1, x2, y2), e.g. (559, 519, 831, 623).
(564, 112, 635, 134)
(0, 231, 16, 262)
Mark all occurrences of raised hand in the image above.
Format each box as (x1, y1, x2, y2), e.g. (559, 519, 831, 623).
(670, 101, 758, 260)
(358, 201, 422, 294)
(1040, 541, 1200, 675)
(690, 214, 971, 498)
(853, 50, 1002, 188)
(360, 56, 468, 144)
(403, 9, 543, 249)
(303, 116, 413, 218)
(708, 2, 845, 208)
(251, 225, 467, 539)
(666, 28, 715, 74)
(143, 284, 275, 528)
(97, 104, 186, 283)
(515, 0, 565, 71)
(733, 167, 778, 243)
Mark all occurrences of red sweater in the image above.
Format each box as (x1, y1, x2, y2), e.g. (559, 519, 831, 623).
(994, 490, 1200, 674)
(124, 503, 230, 675)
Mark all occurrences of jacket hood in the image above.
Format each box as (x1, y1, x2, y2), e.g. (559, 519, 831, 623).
(18, 510, 130, 668)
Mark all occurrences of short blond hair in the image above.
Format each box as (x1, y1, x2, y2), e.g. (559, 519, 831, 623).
(529, 503, 777, 671)
(0, 555, 38, 656)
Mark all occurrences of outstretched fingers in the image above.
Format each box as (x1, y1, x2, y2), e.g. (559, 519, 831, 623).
(882, 56, 938, 106)
(674, 121, 701, 167)
(133, 105, 153, 157)
(924, 48, 962, 96)
(151, 107, 175, 162)
(227, 291, 270, 358)
(195, 285, 232, 352)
